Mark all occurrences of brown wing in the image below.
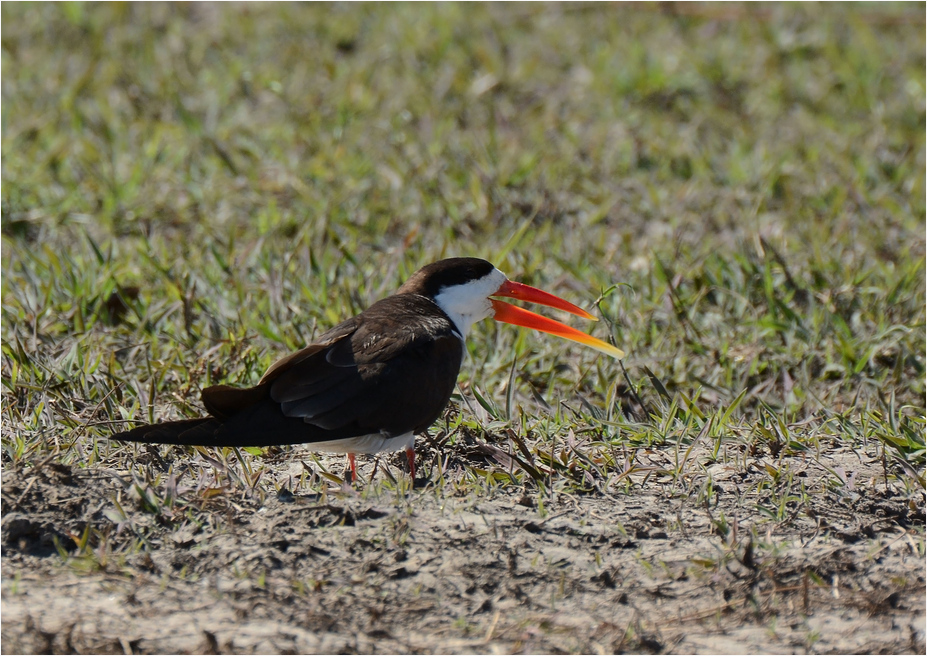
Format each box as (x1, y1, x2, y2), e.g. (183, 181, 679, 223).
(259, 320, 357, 384)
(200, 321, 355, 420)
(176, 294, 464, 447)
(265, 295, 463, 436)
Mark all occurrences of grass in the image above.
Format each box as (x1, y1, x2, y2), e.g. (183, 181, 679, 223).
(1, 0, 924, 624)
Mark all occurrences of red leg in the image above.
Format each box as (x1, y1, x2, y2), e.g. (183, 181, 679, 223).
(406, 447, 416, 481)
(348, 453, 357, 483)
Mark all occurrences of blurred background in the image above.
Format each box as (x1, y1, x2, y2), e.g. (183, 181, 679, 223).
(2, 2, 924, 422)
(2, 7, 924, 651)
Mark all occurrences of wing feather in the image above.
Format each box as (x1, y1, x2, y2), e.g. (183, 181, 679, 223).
(182, 295, 465, 446)
(258, 321, 356, 384)
(279, 370, 372, 419)
(264, 296, 463, 435)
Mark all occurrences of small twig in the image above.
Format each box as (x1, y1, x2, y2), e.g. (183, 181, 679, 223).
(482, 611, 501, 644)
(869, 528, 915, 558)
(69, 383, 125, 443)
(8, 477, 39, 512)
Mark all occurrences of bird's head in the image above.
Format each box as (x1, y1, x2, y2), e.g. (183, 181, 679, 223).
(397, 258, 624, 359)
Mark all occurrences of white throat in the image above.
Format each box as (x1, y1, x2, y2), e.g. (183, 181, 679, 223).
(433, 268, 506, 338)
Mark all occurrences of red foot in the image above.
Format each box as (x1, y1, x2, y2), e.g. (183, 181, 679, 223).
(406, 447, 416, 481)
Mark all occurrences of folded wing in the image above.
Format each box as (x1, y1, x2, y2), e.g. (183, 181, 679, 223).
(169, 295, 465, 447)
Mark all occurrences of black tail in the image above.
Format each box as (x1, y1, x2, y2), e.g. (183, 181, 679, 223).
(112, 418, 225, 446)
(111, 386, 361, 448)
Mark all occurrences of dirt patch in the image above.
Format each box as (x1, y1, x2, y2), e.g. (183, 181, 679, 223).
(2, 448, 924, 655)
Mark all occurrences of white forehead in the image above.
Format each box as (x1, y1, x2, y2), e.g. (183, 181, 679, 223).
(433, 267, 506, 338)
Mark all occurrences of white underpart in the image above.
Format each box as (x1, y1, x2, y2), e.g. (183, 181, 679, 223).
(307, 431, 415, 454)
(432, 268, 507, 338)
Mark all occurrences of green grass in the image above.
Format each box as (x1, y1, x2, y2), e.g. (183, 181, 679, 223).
(2, 3, 924, 519)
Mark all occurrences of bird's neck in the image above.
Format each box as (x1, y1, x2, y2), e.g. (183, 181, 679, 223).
(430, 270, 506, 339)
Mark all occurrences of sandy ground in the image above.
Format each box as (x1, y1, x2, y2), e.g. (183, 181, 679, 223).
(2, 443, 924, 655)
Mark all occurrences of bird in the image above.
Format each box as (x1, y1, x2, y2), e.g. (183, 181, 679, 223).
(112, 258, 624, 481)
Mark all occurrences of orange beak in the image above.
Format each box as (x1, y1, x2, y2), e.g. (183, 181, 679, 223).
(491, 280, 625, 359)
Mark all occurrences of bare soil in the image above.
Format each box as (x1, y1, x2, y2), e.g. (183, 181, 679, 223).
(2, 443, 924, 655)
